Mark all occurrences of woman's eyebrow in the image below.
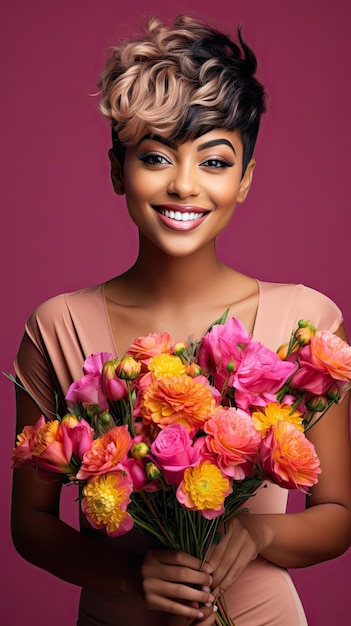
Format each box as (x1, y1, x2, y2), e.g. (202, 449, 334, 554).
(139, 134, 178, 149)
(197, 138, 236, 155)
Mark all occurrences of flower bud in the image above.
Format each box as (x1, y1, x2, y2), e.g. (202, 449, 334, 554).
(85, 403, 101, 418)
(226, 358, 235, 373)
(61, 413, 79, 428)
(327, 386, 342, 403)
(116, 355, 141, 380)
(99, 411, 112, 425)
(306, 396, 328, 412)
(186, 363, 202, 377)
(295, 325, 316, 346)
(276, 342, 299, 360)
(131, 441, 150, 460)
(173, 342, 188, 355)
(102, 359, 119, 380)
(145, 462, 161, 481)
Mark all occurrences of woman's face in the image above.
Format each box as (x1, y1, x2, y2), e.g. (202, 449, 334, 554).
(111, 129, 255, 258)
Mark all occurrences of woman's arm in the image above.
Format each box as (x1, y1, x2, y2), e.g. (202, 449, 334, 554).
(12, 386, 215, 621)
(209, 324, 351, 592)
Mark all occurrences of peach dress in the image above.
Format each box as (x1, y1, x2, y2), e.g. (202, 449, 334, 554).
(15, 281, 342, 626)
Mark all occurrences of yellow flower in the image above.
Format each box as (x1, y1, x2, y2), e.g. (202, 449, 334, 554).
(182, 461, 230, 511)
(82, 473, 133, 536)
(252, 402, 304, 437)
(148, 353, 186, 378)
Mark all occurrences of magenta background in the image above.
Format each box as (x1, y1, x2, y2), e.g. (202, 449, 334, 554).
(1, 1, 350, 624)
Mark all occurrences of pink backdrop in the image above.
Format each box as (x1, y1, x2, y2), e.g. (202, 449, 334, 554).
(1, 1, 350, 624)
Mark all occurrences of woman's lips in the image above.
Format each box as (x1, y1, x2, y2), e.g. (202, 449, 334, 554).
(153, 205, 210, 231)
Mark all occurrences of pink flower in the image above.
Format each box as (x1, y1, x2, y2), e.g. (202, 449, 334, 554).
(77, 424, 131, 480)
(102, 359, 128, 401)
(258, 421, 321, 491)
(66, 373, 109, 410)
(127, 332, 173, 365)
(124, 457, 161, 492)
(151, 423, 201, 484)
(83, 352, 115, 375)
(65, 417, 94, 460)
(197, 317, 251, 390)
(204, 407, 261, 479)
(233, 342, 296, 410)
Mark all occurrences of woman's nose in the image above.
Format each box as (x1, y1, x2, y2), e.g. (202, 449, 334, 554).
(167, 163, 201, 198)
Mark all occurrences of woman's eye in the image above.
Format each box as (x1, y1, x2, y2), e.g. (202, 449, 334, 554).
(201, 158, 233, 169)
(137, 152, 170, 166)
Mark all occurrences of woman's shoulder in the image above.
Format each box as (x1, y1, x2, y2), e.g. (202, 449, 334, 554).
(257, 280, 343, 333)
(26, 284, 105, 332)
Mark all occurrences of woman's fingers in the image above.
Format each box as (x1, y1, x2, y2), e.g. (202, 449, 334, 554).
(141, 549, 215, 617)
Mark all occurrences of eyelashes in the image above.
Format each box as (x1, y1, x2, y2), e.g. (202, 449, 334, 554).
(137, 152, 234, 169)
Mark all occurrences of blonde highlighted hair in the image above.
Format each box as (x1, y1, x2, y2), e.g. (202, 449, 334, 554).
(98, 15, 266, 173)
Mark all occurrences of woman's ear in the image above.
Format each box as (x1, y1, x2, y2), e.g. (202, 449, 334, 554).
(108, 149, 125, 195)
(237, 159, 256, 203)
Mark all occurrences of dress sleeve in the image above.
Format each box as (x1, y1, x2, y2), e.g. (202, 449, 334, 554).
(291, 284, 343, 333)
(14, 307, 63, 418)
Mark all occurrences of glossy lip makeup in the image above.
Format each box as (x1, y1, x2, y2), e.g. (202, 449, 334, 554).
(153, 204, 210, 231)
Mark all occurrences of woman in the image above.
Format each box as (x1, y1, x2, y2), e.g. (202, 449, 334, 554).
(11, 15, 351, 626)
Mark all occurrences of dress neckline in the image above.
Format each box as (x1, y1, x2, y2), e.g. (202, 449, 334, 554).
(100, 279, 263, 358)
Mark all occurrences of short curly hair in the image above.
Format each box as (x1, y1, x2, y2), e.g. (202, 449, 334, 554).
(98, 15, 266, 174)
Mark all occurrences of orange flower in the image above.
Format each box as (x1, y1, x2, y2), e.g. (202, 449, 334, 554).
(77, 425, 131, 480)
(127, 332, 173, 364)
(259, 421, 321, 491)
(309, 331, 351, 381)
(140, 374, 216, 431)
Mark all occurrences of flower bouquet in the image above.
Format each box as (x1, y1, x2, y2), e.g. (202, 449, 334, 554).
(12, 314, 351, 625)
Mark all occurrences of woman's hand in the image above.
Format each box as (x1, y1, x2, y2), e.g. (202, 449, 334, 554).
(208, 513, 272, 593)
(141, 549, 217, 621)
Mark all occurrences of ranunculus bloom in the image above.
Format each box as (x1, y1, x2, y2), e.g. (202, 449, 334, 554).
(291, 331, 351, 395)
(233, 342, 296, 411)
(127, 332, 173, 365)
(151, 423, 200, 484)
(177, 461, 232, 519)
(12, 415, 46, 468)
(259, 421, 321, 491)
(252, 402, 304, 437)
(77, 424, 131, 480)
(139, 374, 216, 431)
(310, 331, 351, 380)
(82, 471, 134, 537)
(204, 407, 261, 480)
(197, 317, 251, 390)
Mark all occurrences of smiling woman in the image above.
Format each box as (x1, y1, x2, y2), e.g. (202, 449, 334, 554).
(11, 13, 351, 626)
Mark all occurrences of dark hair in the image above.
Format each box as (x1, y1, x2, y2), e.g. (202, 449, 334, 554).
(99, 15, 266, 174)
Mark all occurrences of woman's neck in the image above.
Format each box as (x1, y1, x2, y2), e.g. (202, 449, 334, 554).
(125, 238, 226, 304)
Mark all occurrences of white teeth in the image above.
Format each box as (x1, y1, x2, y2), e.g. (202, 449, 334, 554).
(162, 209, 205, 221)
